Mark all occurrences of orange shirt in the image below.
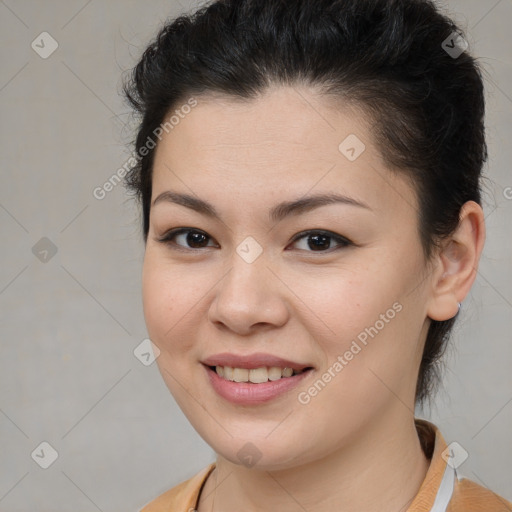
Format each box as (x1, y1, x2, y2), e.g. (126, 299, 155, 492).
(140, 419, 512, 511)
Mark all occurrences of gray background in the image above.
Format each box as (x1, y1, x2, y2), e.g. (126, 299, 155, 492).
(0, 0, 511, 510)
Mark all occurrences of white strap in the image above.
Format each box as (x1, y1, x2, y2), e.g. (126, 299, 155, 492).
(429, 463, 456, 512)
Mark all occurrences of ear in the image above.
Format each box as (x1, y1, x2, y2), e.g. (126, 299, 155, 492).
(426, 201, 486, 321)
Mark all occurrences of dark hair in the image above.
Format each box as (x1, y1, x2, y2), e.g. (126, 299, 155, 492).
(122, 0, 487, 405)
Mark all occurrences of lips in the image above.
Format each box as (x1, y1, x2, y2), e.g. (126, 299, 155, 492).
(204, 363, 313, 404)
(201, 352, 313, 373)
(201, 352, 315, 404)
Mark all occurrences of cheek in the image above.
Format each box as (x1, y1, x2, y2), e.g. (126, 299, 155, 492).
(307, 302, 423, 421)
(141, 263, 172, 343)
(141, 249, 236, 382)
(292, 257, 421, 394)
(291, 268, 398, 346)
(141, 256, 203, 407)
(141, 254, 200, 352)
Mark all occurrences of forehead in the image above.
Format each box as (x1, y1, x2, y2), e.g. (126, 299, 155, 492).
(151, 86, 418, 218)
(156, 86, 370, 161)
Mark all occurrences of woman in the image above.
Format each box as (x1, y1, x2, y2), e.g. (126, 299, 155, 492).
(122, 0, 512, 510)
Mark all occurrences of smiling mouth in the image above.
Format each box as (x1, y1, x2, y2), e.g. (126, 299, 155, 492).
(207, 365, 313, 384)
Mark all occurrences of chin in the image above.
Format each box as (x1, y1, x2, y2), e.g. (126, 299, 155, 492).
(192, 422, 320, 471)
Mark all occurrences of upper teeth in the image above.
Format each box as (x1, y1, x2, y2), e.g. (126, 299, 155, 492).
(216, 366, 298, 383)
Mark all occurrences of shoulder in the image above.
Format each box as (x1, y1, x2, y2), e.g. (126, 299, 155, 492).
(140, 463, 216, 512)
(449, 476, 512, 511)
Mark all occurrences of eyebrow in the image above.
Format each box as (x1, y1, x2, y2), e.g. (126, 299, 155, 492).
(152, 190, 372, 224)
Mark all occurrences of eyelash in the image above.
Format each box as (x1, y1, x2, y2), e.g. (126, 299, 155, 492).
(156, 228, 353, 254)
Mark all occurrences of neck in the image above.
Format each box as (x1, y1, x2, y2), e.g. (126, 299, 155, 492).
(198, 409, 430, 512)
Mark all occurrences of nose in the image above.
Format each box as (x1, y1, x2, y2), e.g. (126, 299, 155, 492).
(207, 252, 289, 336)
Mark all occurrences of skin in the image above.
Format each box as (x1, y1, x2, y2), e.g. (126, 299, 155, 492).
(142, 85, 485, 512)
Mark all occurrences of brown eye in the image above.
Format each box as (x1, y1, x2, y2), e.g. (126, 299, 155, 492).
(289, 230, 352, 253)
(158, 228, 218, 250)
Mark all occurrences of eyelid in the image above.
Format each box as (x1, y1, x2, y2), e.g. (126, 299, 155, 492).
(156, 227, 353, 253)
(156, 227, 218, 251)
(289, 229, 353, 249)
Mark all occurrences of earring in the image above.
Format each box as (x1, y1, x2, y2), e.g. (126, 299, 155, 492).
(458, 302, 462, 310)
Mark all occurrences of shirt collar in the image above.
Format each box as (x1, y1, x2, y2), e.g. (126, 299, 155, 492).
(407, 418, 452, 511)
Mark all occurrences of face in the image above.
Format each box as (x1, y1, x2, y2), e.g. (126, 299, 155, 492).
(142, 86, 433, 470)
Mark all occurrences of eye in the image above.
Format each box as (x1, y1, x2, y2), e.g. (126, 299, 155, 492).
(288, 230, 352, 253)
(156, 228, 352, 253)
(157, 228, 218, 251)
